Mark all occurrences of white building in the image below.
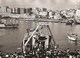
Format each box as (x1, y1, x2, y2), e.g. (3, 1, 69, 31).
(0, 6, 6, 15)
(6, 8, 11, 14)
(75, 9, 80, 19)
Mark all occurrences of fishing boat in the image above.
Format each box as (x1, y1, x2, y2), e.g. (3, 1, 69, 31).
(67, 33, 77, 41)
(0, 23, 5, 28)
(66, 18, 74, 25)
(74, 19, 80, 24)
(22, 22, 57, 56)
(0, 18, 19, 28)
(66, 20, 74, 25)
(0, 24, 19, 28)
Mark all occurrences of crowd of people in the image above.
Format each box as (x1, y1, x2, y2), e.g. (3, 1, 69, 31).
(0, 48, 79, 58)
(0, 51, 24, 58)
(24, 47, 80, 58)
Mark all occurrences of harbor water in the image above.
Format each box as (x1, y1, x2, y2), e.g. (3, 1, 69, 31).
(0, 20, 80, 53)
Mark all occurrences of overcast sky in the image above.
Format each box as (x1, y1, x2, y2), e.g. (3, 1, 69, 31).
(0, 0, 80, 10)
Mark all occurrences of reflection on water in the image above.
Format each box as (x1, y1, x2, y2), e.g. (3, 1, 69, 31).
(0, 21, 80, 53)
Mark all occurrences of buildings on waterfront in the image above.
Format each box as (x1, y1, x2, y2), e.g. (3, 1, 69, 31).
(0, 6, 28, 15)
(0, 6, 80, 21)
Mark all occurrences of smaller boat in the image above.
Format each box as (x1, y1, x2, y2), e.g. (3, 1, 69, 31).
(0, 18, 19, 28)
(66, 20, 74, 25)
(67, 33, 77, 41)
(74, 19, 80, 24)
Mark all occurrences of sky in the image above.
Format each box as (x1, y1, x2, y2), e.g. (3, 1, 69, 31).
(0, 0, 80, 10)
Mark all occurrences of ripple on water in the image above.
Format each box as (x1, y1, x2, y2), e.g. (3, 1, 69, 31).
(0, 29, 6, 36)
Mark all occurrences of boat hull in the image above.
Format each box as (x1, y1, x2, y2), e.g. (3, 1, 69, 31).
(75, 21, 80, 24)
(66, 20, 74, 25)
(67, 36, 76, 41)
(0, 24, 18, 28)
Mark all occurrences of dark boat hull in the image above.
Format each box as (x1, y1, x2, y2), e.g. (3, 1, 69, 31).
(66, 20, 74, 25)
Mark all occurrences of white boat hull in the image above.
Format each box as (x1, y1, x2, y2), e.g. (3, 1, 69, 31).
(67, 36, 76, 41)
(0, 24, 5, 27)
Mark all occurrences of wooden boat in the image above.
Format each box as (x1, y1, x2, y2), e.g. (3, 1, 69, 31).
(66, 20, 74, 25)
(75, 19, 80, 24)
(67, 33, 77, 41)
(0, 18, 19, 28)
(22, 22, 57, 54)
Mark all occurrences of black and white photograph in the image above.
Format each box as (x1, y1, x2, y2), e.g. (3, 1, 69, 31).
(0, 0, 80, 58)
